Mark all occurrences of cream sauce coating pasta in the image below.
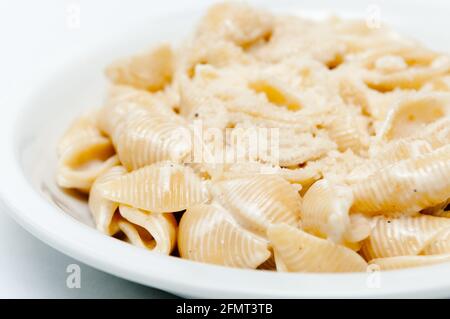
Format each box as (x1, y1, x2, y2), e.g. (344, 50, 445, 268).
(57, 2, 450, 272)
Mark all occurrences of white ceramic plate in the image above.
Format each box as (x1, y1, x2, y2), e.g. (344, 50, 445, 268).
(1, 0, 450, 298)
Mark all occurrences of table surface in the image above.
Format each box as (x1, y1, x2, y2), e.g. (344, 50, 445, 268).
(0, 209, 178, 298)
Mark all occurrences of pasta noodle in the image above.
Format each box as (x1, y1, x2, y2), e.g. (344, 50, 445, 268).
(351, 145, 450, 215)
(301, 179, 354, 244)
(196, 2, 273, 47)
(105, 43, 174, 91)
(324, 108, 370, 154)
(212, 175, 301, 237)
(361, 215, 450, 260)
(178, 203, 271, 269)
(112, 107, 191, 170)
(56, 2, 450, 272)
(97, 162, 209, 213)
(363, 50, 450, 92)
(268, 224, 368, 272)
(88, 165, 127, 235)
(98, 85, 176, 138)
(377, 93, 450, 141)
(57, 114, 119, 193)
(118, 206, 177, 255)
(420, 227, 450, 255)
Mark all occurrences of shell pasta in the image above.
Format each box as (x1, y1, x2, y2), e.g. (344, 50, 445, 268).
(56, 2, 450, 271)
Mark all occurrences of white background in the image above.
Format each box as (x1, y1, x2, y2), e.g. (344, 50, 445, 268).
(0, 0, 449, 298)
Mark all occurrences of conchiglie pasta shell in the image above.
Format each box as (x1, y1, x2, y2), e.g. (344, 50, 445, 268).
(425, 75, 450, 91)
(351, 144, 450, 215)
(409, 117, 450, 150)
(218, 162, 320, 188)
(337, 67, 405, 121)
(324, 110, 369, 154)
(301, 179, 353, 244)
(113, 109, 191, 170)
(213, 175, 301, 236)
(360, 45, 439, 70)
(369, 117, 450, 157)
(344, 214, 372, 244)
(364, 53, 450, 91)
(364, 68, 440, 92)
(248, 78, 303, 111)
(197, 2, 273, 47)
(377, 93, 450, 141)
(268, 224, 368, 273)
(249, 14, 344, 65)
(178, 204, 271, 269)
(118, 206, 177, 255)
(98, 85, 175, 138)
(178, 78, 230, 128)
(58, 114, 102, 156)
(178, 38, 250, 81)
(57, 156, 119, 193)
(88, 166, 127, 235)
(105, 44, 174, 91)
(420, 227, 450, 255)
(57, 115, 119, 193)
(369, 254, 450, 271)
(360, 215, 450, 260)
(273, 250, 289, 272)
(99, 163, 209, 213)
(346, 139, 434, 184)
(338, 77, 371, 115)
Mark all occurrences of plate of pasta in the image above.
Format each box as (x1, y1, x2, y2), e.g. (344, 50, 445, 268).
(1, 0, 450, 298)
